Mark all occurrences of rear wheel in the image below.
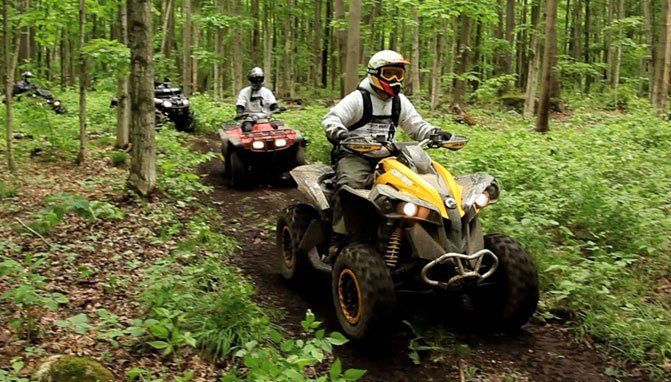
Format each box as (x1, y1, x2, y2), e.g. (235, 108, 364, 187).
(467, 234, 539, 330)
(294, 145, 306, 167)
(230, 151, 251, 189)
(332, 243, 395, 339)
(276, 205, 319, 281)
(175, 112, 196, 132)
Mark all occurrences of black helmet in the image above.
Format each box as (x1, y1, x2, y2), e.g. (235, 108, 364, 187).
(248, 67, 264, 90)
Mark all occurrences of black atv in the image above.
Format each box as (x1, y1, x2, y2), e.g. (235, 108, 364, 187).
(110, 81, 196, 133)
(12, 81, 66, 114)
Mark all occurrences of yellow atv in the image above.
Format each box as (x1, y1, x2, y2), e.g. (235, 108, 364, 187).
(276, 134, 539, 339)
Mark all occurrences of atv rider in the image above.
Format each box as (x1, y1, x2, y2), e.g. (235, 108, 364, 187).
(13, 71, 35, 96)
(323, 49, 453, 188)
(323, 50, 454, 236)
(235, 67, 280, 132)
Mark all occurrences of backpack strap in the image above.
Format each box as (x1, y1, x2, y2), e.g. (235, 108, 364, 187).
(348, 88, 400, 131)
(348, 88, 373, 131)
(391, 94, 401, 127)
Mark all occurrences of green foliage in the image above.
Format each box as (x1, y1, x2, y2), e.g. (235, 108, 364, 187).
(81, 39, 130, 77)
(126, 309, 197, 357)
(0, 359, 30, 382)
(26, 193, 124, 235)
(0, 254, 69, 340)
(221, 311, 365, 382)
(156, 129, 215, 201)
(109, 151, 129, 167)
(471, 74, 518, 104)
(0, 181, 18, 199)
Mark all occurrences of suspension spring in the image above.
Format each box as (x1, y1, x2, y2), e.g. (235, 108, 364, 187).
(385, 226, 403, 268)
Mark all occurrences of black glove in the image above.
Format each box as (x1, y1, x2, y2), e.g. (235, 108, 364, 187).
(430, 128, 452, 141)
(328, 126, 350, 142)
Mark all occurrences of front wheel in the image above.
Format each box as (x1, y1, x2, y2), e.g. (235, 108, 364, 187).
(467, 234, 539, 330)
(230, 151, 251, 189)
(275, 205, 319, 281)
(332, 243, 395, 339)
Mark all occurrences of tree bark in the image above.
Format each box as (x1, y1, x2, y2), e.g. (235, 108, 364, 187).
(344, 0, 361, 93)
(159, 0, 173, 58)
(652, 0, 671, 112)
(334, 0, 346, 96)
(321, 0, 331, 88)
(76, 0, 88, 165)
(452, 15, 472, 108)
(128, 0, 156, 196)
(524, 0, 542, 117)
(3, 0, 17, 173)
(409, 7, 420, 98)
(116, 0, 130, 149)
(535, 0, 558, 132)
(429, 22, 445, 110)
(182, 0, 192, 94)
(640, 0, 653, 97)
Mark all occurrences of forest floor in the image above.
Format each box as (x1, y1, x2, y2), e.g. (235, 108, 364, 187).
(0, 131, 653, 382)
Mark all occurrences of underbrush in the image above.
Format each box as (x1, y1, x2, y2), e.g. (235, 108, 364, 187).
(0, 89, 361, 381)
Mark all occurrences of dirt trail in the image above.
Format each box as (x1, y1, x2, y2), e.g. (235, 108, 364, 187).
(194, 136, 646, 382)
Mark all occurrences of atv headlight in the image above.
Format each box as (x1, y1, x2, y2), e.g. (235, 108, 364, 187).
(475, 193, 490, 208)
(252, 141, 265, 149)
(275, 138, 287, 147)
(53, 101, 61, 106)
(182, 99, 189, 106)
(162, 100, 172, 108)
(401, 202, 418, 217)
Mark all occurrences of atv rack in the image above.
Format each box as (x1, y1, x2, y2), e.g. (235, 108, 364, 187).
(420, 249, 499, 289)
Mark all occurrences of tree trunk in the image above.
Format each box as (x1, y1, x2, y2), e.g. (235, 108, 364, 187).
(76, 0, 87, 165)
(611, 0, 624, 102)
(159, 0, 173, 58)
(535, 0, 558, 132)
(182, 0, 192, 94)
(191, 9, 199, 91)
(128, 0, 156, 196)
(3, 0, 17, 173)
(334, 0, 346, 96)
(321, 0, 331, 88)
(640, 0, 653, 97)
(452, 15, 472, 108)
(251, 0, 260, 64)
(524, 0, 542, 117)
(652, 0, 671, 112)
(430, 21, 445, 110)
(504, 0, 515, 81)
(409, 7, 420, 98)
(344, 0, 361, 93)
(116, 0, 130, 149)
(584, 0, 592, 93)
(313, 0, 322, 88)
(263, 0, 272, 89)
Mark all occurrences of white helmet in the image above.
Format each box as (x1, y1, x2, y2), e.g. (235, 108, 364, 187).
(367, 50, 410, 97)
(248, 67, 264, 90)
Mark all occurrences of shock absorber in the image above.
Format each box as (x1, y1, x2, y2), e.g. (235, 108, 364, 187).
(385, 226, 403, 268)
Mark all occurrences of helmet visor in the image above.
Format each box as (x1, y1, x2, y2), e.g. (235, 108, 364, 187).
(379, 66, 405, 82)
(250, 76, 264, 85)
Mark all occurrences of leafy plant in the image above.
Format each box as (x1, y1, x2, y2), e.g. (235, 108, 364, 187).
(0, 255, 69, 341)
(0, 181, 18, 199)
(221, 311, 365, 382)
(109, 151, 129, 167)
(26, 192, 124, 235)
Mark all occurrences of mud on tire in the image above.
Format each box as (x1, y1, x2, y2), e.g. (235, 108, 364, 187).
(332, 243, 395, 339)
(468, 233, 539, 330)
(276, 204, 319, 281)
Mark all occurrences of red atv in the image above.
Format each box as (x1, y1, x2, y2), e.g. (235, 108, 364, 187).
(218, 110, 306, 189)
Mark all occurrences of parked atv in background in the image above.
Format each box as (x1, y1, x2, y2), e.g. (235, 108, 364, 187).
(218, 109, 306, 189)
(110, 80, 196, 132)
(12, 79, 66, 115)
(276, 134, 539, 339)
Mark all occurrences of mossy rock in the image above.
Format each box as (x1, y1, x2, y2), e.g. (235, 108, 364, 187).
(33, 355, 114, 382)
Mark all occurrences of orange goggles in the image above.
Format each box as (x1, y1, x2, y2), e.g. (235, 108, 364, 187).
(378, 66, 406, 82)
